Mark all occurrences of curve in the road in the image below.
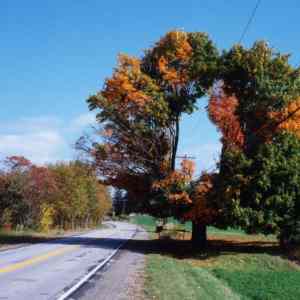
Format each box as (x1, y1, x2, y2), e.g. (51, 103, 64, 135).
(0, 222, 137, 300)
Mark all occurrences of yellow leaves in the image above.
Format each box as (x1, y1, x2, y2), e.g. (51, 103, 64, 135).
(269, 98, 300, 138)
(39, 204, 55, 232)
(118, 54, 141, 73)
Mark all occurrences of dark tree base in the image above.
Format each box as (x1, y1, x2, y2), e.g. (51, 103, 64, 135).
(191, 221, 207, 249)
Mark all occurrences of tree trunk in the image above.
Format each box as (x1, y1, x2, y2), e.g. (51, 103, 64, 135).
(171, 117, 180, 171)
(279, 234, 288, 250)
(192, 221, 207, 249)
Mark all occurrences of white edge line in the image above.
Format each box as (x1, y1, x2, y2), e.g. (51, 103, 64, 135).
(56, 227, 138, 300)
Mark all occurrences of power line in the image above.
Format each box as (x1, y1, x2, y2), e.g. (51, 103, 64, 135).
(176, 155, 196, 160)
(238, 0, 262, 43)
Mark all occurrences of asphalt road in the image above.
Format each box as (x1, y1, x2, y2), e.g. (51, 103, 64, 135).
(0, 222, 137, 300)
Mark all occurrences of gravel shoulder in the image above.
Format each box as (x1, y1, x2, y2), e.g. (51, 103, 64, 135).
(72, 227, 148, 300)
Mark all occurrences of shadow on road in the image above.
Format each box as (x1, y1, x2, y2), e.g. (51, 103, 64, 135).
(0, 228, 283, 261)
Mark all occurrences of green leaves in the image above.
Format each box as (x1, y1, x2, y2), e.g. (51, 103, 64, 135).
(219, 41, 300, 154)
(218, 133, 300, 240)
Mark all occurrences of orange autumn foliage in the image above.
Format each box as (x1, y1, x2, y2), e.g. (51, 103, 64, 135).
(269, 98, 300, 138)
(180, 159, 196, 179)
(86, 30, 219, 220)
(102, 54, 154, 109)
(158, 31, 193, 60)
(153, 170, 189, 190)
(184, 173, 217, 223)
(153, 159, 195, 205)
(168, 191, 192, 205)
(208, 88, 244, 149)
(156, 31, 193, 86)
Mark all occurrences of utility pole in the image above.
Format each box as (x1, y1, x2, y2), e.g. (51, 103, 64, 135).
(122, 198, 126, 215)
(176, 154, 196, 160)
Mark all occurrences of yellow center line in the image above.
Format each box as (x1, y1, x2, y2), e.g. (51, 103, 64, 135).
(0, 245, 80, 275)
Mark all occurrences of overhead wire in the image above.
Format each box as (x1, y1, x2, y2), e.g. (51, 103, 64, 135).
(238, 0, 262, 43)
(180, 1, 262, 171)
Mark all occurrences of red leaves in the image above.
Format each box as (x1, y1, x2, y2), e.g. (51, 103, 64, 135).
(24, 166, 57, 201)
(5, 156, 32, 171)
(184, 173, 217, 223)
(0, 157, 112, 230)
(208, 87, 244, 150)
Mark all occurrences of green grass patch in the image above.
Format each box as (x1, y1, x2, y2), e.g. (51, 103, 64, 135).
(205, 253, 300, 300)
(130, 214, 271, 239)
(188, 246, 300, 300)
(145, 248, 300, 300)
(212, 269, 300, 300)
(145, 254, 240, 300)
(132, 215, 300, 300)
(130, 214, 156, 231)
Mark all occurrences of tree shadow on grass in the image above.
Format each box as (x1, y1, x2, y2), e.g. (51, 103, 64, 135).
(124, 234, 282, 261)
(0, 228, 285, 261)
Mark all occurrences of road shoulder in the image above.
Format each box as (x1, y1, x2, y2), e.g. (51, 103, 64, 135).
(72, 227, 148, 300)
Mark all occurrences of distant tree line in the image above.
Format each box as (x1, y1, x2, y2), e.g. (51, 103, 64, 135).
(0, 156, 112, 231)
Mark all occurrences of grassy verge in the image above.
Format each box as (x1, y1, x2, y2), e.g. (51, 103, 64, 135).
(145, 254, 240, 300)
(131, 214, 273, 240)
(190, 252, 300, 300)
(131, 214, 157, 232)
(131, 214, 300, 300)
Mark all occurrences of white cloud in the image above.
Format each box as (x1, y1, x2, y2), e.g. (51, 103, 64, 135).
(0, 113, 101, 165)
(71, 112, 96, 130)
(178, 142, 222, 175)
(0, 114, 93, 165)
(0, 130, 69, 165)
(0, 117, 62, 134)
(0, 113, 221, 169)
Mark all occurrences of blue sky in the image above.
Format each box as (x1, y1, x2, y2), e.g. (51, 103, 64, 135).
(0, 1, 299, 170)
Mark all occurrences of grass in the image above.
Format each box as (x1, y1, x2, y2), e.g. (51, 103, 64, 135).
(145, 255, 240, 300)
(190, 253, 300, 300)
(131, 214, 157, 232)
(131, 214, 300, 300)
(131, 214, 273, 240)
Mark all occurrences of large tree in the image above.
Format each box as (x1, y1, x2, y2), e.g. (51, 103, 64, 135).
(210, 41, 300, 246)
(81, 31, 219, 245)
